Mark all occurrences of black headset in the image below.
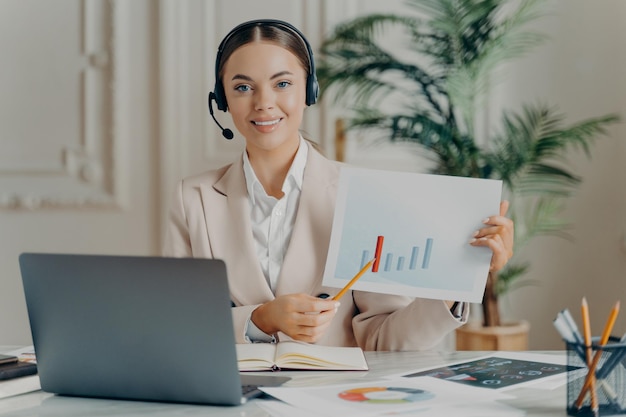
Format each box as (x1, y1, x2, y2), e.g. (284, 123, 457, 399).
(208, 19, 319, 139)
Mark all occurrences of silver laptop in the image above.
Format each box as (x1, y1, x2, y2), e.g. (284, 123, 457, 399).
(19, 253, 288, 406)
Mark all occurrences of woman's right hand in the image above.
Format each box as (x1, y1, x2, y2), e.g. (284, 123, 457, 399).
(251, 294, 340, 343)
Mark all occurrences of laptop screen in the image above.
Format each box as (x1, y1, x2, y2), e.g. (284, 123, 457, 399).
(20, 253, 247, 405)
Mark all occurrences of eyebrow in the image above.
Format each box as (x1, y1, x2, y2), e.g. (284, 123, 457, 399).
(231, 71, 294, 82)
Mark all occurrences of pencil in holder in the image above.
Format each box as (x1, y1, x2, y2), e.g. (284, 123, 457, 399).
(566, 337, 626, 416)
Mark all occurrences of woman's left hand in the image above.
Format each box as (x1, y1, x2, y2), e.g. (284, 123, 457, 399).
(470, 200, 514, 272)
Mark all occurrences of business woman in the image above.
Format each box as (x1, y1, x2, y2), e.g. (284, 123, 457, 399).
(163, 19, 514, 351)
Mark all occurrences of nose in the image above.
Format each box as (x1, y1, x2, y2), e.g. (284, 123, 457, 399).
(254, 86, 275, 111)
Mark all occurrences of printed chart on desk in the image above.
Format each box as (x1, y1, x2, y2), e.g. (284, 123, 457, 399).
(402, 355, 576, 390)
(322, 167, 502, 302)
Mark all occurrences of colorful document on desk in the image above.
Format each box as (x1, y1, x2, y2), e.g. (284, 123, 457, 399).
(322, 167, 502, 302)
(260, 376, 516, 417)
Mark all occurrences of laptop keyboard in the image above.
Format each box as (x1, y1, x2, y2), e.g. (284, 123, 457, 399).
(239, 374, 291, 401)
(242, 383, 261, 395)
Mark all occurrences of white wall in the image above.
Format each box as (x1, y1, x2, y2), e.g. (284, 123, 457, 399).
(1, 0, 624, 349)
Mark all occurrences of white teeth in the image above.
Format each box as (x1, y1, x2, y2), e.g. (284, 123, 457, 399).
(253, 119, 280, 126)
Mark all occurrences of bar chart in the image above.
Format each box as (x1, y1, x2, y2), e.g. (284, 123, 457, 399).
(361, 235, 435, 272)
(322, 166, 502, 302)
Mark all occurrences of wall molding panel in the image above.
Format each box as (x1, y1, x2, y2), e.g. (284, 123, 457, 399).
(0, 0, 124, 210)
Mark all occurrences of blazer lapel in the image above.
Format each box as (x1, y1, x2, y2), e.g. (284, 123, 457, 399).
(202, 158, 274, 305)
(275, 147, 341, 296)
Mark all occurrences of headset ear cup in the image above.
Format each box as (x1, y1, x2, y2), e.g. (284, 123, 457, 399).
(306, 74, 319, 106)
(214, 82, 227, 111)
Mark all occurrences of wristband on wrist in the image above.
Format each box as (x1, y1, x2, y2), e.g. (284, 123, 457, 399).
(450, 301, 464, 319)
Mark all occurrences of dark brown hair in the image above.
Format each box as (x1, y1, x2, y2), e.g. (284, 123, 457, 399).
(217, 23, 311, 81)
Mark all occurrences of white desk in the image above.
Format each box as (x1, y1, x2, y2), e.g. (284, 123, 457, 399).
(0, 350, 568, 417)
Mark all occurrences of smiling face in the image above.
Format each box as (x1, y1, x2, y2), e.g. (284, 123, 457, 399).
(222, 41, 308, 158)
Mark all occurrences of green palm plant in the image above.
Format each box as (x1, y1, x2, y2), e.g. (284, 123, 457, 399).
(317, 0, 619, 327)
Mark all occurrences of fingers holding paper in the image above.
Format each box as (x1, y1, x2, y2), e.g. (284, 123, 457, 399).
(470, 200, 514, 272)
(251, 294, 339, 343)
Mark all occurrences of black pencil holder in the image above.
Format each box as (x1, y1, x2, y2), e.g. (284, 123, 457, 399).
(566, 337, 626, 416)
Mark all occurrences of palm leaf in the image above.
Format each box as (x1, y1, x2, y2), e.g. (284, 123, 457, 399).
(496, 262, 531, 295)
(486, 105, 617, 193)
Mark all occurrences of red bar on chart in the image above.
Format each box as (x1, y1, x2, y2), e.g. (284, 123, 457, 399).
(372, 235, 384, 272)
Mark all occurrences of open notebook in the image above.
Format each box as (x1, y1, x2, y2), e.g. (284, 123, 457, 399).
(19, 253, 289, 405)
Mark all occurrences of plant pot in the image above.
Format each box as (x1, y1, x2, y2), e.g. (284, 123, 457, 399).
(455, 320, 530, 351)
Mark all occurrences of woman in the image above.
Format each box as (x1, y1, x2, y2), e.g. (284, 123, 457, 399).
(163, 19, 514, 351)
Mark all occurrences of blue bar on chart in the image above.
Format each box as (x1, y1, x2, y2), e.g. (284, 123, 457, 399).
(409, 247, 419, 270)
(422, 238, 433, 269)
(397, 256, 405, 271)
(360, 250, 370, 269)
(384, 253, 393, 272)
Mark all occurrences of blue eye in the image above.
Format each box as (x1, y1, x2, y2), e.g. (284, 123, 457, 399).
(235, 84, 251, 92)
(276, 81, 291, 89)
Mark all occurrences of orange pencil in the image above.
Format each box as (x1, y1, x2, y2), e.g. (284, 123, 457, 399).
(580, 297, 598, 414)
(575, 300, 620, 411)
(333, 259, 375, 301)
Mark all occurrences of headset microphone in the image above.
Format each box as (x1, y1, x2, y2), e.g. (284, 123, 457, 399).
(208, 92, 234, 140)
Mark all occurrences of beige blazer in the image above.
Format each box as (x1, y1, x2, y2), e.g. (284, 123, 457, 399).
(163, 145, 467, 351)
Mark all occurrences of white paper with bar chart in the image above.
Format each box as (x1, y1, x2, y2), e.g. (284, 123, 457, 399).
(322, 167, 502, 303)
